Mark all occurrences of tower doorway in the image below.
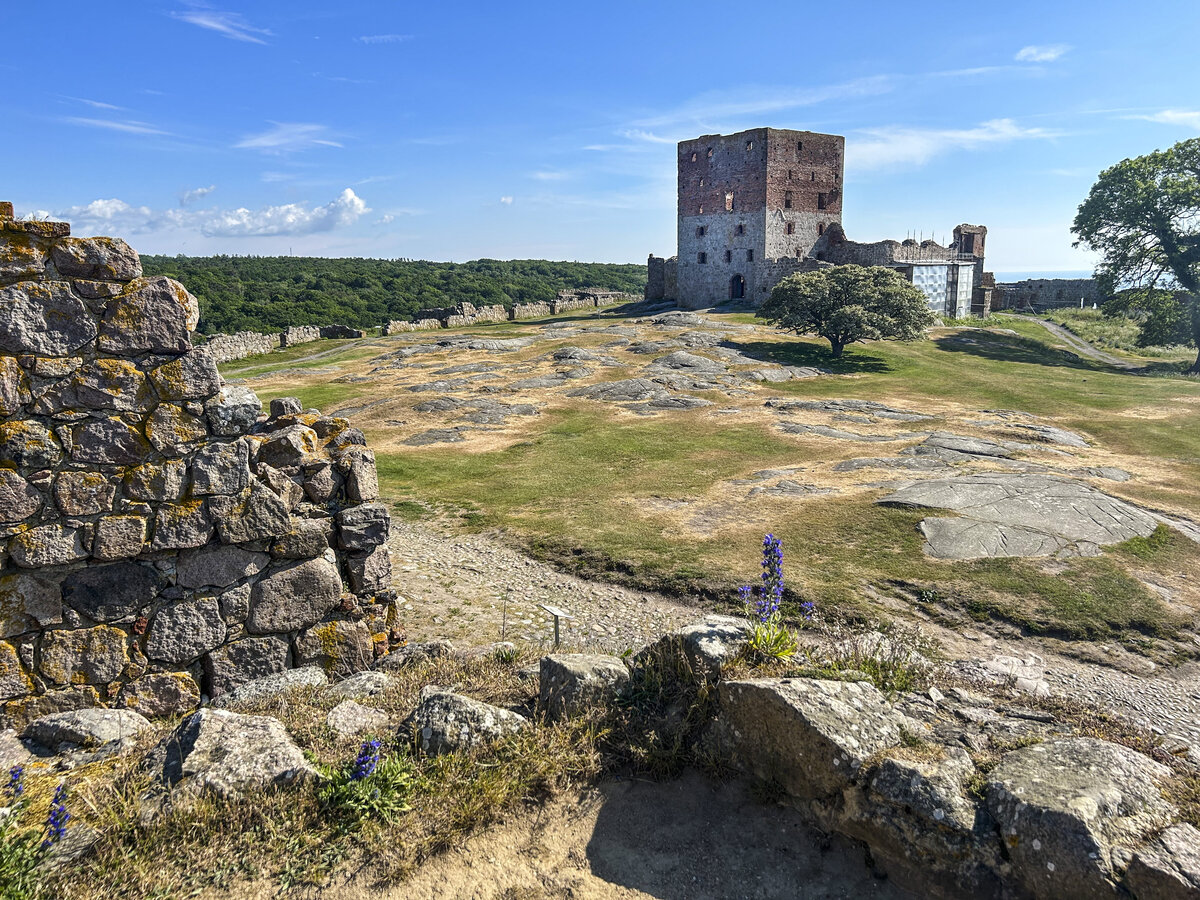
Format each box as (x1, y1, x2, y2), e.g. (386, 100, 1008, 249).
(730, 274, 745, 300)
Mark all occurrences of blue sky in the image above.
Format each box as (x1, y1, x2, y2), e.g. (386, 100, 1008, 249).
(4, 1, 1198, 273)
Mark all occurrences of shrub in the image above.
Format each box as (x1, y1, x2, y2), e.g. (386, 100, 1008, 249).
(317, 740, 413, 830)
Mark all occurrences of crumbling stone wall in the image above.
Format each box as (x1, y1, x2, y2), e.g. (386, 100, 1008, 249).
(279, 325, 321, 348)
(0, 204, 396, 724)
(995, 278, 1101, 311)
(383, 318, 442, 335)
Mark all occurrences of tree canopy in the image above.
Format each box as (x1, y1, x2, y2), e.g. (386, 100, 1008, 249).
(1072, 136, 1200, 373)
(757, 264, 935, 358)
(139, 255, 646, 335)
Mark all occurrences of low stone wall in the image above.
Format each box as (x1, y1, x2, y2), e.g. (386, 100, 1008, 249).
(319, 324, 366, 340)
(279, 325, 321, 348)
(0, 204, 396, 725)
(203, 331, 280, 364)
(383, 319, 442, 335)
(995, 278, 1101, 311)
(509, 302, 551, 320)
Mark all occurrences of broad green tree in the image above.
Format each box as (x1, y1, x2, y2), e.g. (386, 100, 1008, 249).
(1072, 137, 1200, 374)
(757, 264, 935, 358)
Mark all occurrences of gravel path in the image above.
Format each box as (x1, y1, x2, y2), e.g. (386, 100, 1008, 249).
(388, 520, 708, 655)
(1032, 318, 1143, 371)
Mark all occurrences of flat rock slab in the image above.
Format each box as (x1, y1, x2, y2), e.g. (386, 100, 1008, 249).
(648, 350, 728, 374)
(567, 379, 670, 403)
(748, 480, 835, 498)
(212, 666, 328, 708)
(766, 398, 936, 422)
(404, 427, 470, 445)
(777, 423, 924, 443)
(326, 699, 389, 736)
(407, 686, 529, 755)
(23, 708, 152, 757)
(880, 473, 1167, 559)
(834, 456, 951, 473)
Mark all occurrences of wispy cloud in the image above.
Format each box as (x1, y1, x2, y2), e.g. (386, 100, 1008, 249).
(180, 185, 216, 206)
(1015, 44, 1070, 63)
(530, 170, 569, 181)
(171, 7, 271, 44)
(848, 118, 1061, 171)
(48, 189, 369, 238)
(62, 117, 171, 136)
(63, 96, 124, 111)
(356, 33, 412, 44)
(629, 75, 895, 132)
(1127, 109, 1200, 129)
(499, 196, 514, 206)
(621, 129, 676, 144)
(236, 122, 343, 153)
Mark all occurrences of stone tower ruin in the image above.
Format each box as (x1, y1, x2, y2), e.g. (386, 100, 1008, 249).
(675, 127, 844, 309)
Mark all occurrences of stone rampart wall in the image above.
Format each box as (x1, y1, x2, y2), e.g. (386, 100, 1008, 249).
(279, 325, 321, 348)
(995, 278, 1101, 311)
(0, 204, 395, 725)
(509, 302, 551, 320)
(203, 331, 280, 364)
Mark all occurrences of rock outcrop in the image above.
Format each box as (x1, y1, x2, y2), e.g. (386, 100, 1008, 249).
(0, 205, 396, 725)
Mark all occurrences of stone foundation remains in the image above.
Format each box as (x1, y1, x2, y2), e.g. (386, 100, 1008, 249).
(995, 278, 1101, 312)
(203, 331, 280, 364)
(0, 203, 396, 725)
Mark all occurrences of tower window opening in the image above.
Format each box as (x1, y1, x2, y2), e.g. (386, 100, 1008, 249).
(698, 252, 707, 264)
(746, 249, 754, 262)
(690, 151, 697, 163)
(725, 192, 734, 211)
(784, 191, 793, 209)
(817, 192, 828, 210)
(785, 222, 795, 235)
(736, 223, 745, 235)
(745, 140, 754, 150)
(724, 250, 732, 263)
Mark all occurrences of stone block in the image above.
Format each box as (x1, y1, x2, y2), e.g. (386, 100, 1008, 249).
(62, 560, 163, 623)
(203, 635, 290, 698)
(53, 471, 117, 516)
(539, 654, 629, 721)
(407, 686, 529, 756)
(146, 403, 208, 455)
(212, 665, 326, 707)
(294, 619, 373, 678)
(986, 738, 1174, 899)
(150, 501, 213, 551)
(302, 462, 341, 503)
(147, 597, 226, 664)
(0, 469, 42, 523)
(143, 708, 316, 799)
(205, 385, 262, 436)
(49, 236, 142, 281)
(257, 464, 304, 510)
(336, 502, 391, 551)
(38, 358, 152, 413)
(247, 557, 342, 633)
(258, 423, 319, 468)
(9, 524, 89, 568)
(0, 233, 46, 281)
(117, 671, 201, 718)
(0, 419, 63, 468)
(124, 459, 188, 502)
(39, 625, 129, 686)
(176, 543, 269, 590)
(269, 397, 303, 417)
(715, 678, 906, 802)
(98, 276, 199, 355)
(326, 699, 388, 736)
(346, 544, 392, 594)
(271, 516, 333, 559)
(0, 572, 61, 637)
(209, 481, 291, 543)
(342, 448, 379, 501)
(189, 439, 251, 495)
(148, 351, 221, 402)
(23, 708, 151, 756)
(0, 640, 32, 700)
(0, 355, 31, 416)
(69, 417, 149, 466)
(1126, 823, 1200, 900)
(218, 583, 251, 624)
(92, 514, 148, 560)
(0, 281, 97, 356)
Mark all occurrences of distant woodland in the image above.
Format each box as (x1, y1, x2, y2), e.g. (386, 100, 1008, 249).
(140, 255, 648, 335)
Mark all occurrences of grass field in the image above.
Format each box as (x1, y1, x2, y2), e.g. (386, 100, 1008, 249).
(1043, 307, 1196, 366)
(227, 310, 1200, 655)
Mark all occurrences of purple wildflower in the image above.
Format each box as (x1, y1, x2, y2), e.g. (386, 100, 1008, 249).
(6, 764, 23, 801)
(758, 534, 784, 620)
(42, 783, 69, 850)
(351, 739, 382, 780)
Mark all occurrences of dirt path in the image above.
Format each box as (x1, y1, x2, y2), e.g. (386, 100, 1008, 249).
(1031, 318, 1144, 371)
(316, 772, 913, 900)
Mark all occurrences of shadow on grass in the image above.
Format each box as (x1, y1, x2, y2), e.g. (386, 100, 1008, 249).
(726, 338, 892, 375)
(932, 332, 1119, 373)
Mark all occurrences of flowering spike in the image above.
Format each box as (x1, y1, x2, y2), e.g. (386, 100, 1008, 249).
(42, 783, 69, 850)
(351, 739, 382, 781)
(6, 764, 23, 800)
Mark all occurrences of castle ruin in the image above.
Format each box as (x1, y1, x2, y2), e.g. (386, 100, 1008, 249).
(647, 127, 994, 317)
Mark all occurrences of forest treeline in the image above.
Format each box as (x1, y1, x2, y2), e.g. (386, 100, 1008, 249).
(140, 255, 648, 334)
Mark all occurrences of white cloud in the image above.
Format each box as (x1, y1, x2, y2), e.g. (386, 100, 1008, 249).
(356, 34, 412, 44)
(1129, 109, 1200, 129)
(621, 129, 677, 144)
(1015, 44, 1070, 63)
(63, 117, 171, 136)
(47, 189, 368, 239)
(499, 196, 514, 205)
(171, 8, 271, 44)
(236, 122, 343, 153)
(180, 185, 216, 206)
(531, 170, 569, 181)
(201, 189, 369, 236)
(848, 118, 1060, 171)
(64, 96, 124, 111)
(376, 214, 395, 225)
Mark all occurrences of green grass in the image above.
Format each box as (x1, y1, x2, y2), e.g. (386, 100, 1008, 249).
(1044, 308, 1195, 363)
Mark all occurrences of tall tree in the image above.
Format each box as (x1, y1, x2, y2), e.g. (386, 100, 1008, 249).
(1072, 137, 1200, 374)
(757, 265, 935, 358)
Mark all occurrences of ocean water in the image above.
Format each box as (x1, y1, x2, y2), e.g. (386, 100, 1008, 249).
(992, 270, 1093, 282)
